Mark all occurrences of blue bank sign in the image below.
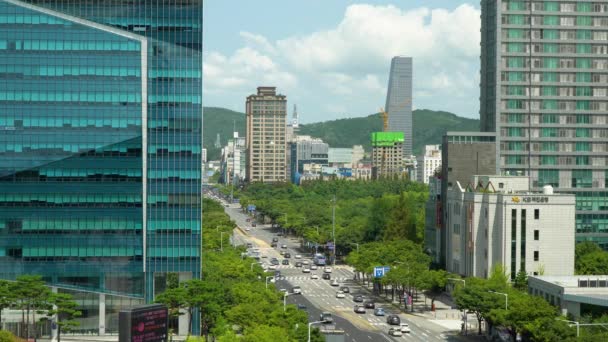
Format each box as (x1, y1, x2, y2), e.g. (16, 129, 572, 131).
(374, 266, 391, 278)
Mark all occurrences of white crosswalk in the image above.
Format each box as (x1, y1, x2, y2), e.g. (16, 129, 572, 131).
(275, 276, 350, 281)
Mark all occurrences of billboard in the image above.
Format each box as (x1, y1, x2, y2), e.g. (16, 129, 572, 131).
(119, 304, 168, 342)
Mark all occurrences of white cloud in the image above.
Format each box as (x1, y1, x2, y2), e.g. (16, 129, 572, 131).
(203, 3, 481, 121)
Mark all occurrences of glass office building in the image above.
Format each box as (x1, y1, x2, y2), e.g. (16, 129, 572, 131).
(0, 0, 202, 334)
(481, 0, 608, 248)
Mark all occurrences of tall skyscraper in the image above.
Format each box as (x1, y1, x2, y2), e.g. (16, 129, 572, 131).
(481, 0, 608, 248)
(246, 87, 287, 183)
(385, 56, 413, 156)
(0, 0, 202, 334)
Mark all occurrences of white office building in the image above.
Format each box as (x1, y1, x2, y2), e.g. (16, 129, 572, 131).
(446, 176, 575, 279)
(417, 144, 441, 184)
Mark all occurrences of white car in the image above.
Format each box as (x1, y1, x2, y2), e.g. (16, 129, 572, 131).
(302, 260, 310, 265)
(292, 286, 302, 294)
(245, 227, 250, 231)
(324, 267, 332, 273)
(336, 291, 346, 298)
(310, 265, 318, 270)
(310, 274, 319, 279)
(389, 328, 403, 337)
(295, 254, 302, 259)
(268, 265, 277, 270)
(330, 279, 339, 287)
(399, 323, 411, 333)
(302, 268, 311, 273)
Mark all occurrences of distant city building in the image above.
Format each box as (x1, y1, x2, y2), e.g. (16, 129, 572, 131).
(446, 176, 575, 279)
(385, 56, 413, 156)
(371, 132, 404, 179)
(352, 145, 365, 166)
(0, 0, 202, 335)
(429, 132, 497, 267)
(328, 145, 366, 169)
(528, 275, 608, 318)
(202, 148, 208, 163)
(417, 145, 441, 184)
(425, 176, 442, 264)
(403, 154, 418, 182)
(246, 87, 287, 183)
(289, 136, 329, 183)
(220, 135, 246, 185)
(481, 0, 608, 248)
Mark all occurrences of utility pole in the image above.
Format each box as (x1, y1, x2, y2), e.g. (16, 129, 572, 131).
(332, 195, 336, 266)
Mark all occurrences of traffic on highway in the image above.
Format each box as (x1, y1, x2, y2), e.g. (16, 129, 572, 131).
(207, 193, 461, 342)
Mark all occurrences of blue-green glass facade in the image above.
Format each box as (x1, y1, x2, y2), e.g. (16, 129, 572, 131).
(0, 0, 202, 314)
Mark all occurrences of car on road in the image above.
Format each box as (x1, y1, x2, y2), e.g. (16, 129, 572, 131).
(399, 323, 411, 333)
(245, 227, 250, 231)
(279, 250, 285, 255)
(246, 243, 253, 248)
(282, 259, 289, 265)
(294, 254, 302, 259)
(330, 279, 339, 286)
(324, 267, 332, 273)
(310, 274, 319, 279)
(268, 265, 277, 270)
(354, 305, 366, 314)
(353, 295, 364, 303)
(320, 312, 333, 323)
(292, 286, 302, 294)
(310, 265, 318, 270)
(388, 328, 403, 337)
(340, 286, 350, 293)
(281, 244, 287, 249)
(322, 273, 331, 280)
(295, 261, 303, 268)
(270, 242, 277, 248)
(297, 304, 307, 310)
(284, 253, 291, 258)
(336, 291, 346, 299)
(364, 301, 375, 309)
(274, 271, 281, 278)
(374, 308, 385, 316)
(261, 254, 267, 258)
(302, 260, 310, 265)
(252, 223, 256, 227)
(272, 237, 279, 242)
(270, 258, 279, 265)
(387, 315, 401, 325)
(302, 268, 310, 273)
(246, 218, 251, 222)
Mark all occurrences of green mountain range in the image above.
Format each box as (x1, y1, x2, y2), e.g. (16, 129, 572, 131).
(203, 107, 479, 160)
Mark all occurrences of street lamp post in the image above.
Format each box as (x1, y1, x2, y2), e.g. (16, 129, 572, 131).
(448, 278, 466, 333)
(332, 195, 336, 266)
(265, 276, 274, 289)
(447, 278, 466, 289)
(250, 262, 256, 271)
(307, 321, 324, 342)
(557, 319, 580, 337)
(283, 292, 294, 312)
(488, 290, 508, 310)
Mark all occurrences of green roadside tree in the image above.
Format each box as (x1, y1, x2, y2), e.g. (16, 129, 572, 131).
(419, 269, 448, 308)
(12, 275, 53, 340)
(154, 286, 187, 336)
(513, 269, 528, 291)
(523, 317, 576, 342)
(0, 280, 14, 325)
(453, 277, 496, 335)
(242, 325, 290, 342)
(45, 292, 81, 342)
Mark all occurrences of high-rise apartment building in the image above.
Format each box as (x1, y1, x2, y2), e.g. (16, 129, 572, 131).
(481, 0, 608, 248)
(385, 56, 413, 156)
(246, 87, 287, 183)
(0, 0, 202, 335)
(417, 144, 442, 184)
(371, 132, 404, 179)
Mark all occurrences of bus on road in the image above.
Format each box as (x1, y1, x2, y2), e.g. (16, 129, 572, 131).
(313, 253, 326, 266)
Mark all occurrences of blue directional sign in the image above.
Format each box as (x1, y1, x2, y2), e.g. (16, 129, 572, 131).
(247, 204, 256, 212)
(374, 266, 391, 278)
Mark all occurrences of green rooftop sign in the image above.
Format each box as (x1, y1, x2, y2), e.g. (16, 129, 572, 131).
(371, 132, 404, 147)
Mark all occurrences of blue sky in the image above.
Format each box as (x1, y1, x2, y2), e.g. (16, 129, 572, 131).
(203, 1, 481, 123)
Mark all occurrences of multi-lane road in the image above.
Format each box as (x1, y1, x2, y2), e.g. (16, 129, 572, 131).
(217, 199, 466, 342)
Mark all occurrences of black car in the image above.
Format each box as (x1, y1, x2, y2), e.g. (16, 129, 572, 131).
(295, 261, 303, 268)
(246, 243, 253, 248)
(282, 259, 290, 265)
(270, 258, 280, 265)
(284, 253, 291, 258)
(340, 286, 350, 293)
(353, 295, 364, 303)
(387, 315, 401, 325)
(270, 242, 278, 248)
(364, 301, 375, 309)
(252, 223, 256, 227)
(322, 273, 331, 280)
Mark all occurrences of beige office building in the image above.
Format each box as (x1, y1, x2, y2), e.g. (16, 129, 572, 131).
(246, 87, 287, 183)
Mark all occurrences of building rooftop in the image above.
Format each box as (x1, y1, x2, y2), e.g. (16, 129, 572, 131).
(530, 275, 608, 288)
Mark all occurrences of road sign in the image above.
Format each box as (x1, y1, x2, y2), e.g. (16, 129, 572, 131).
(374, 266, 391, 278)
